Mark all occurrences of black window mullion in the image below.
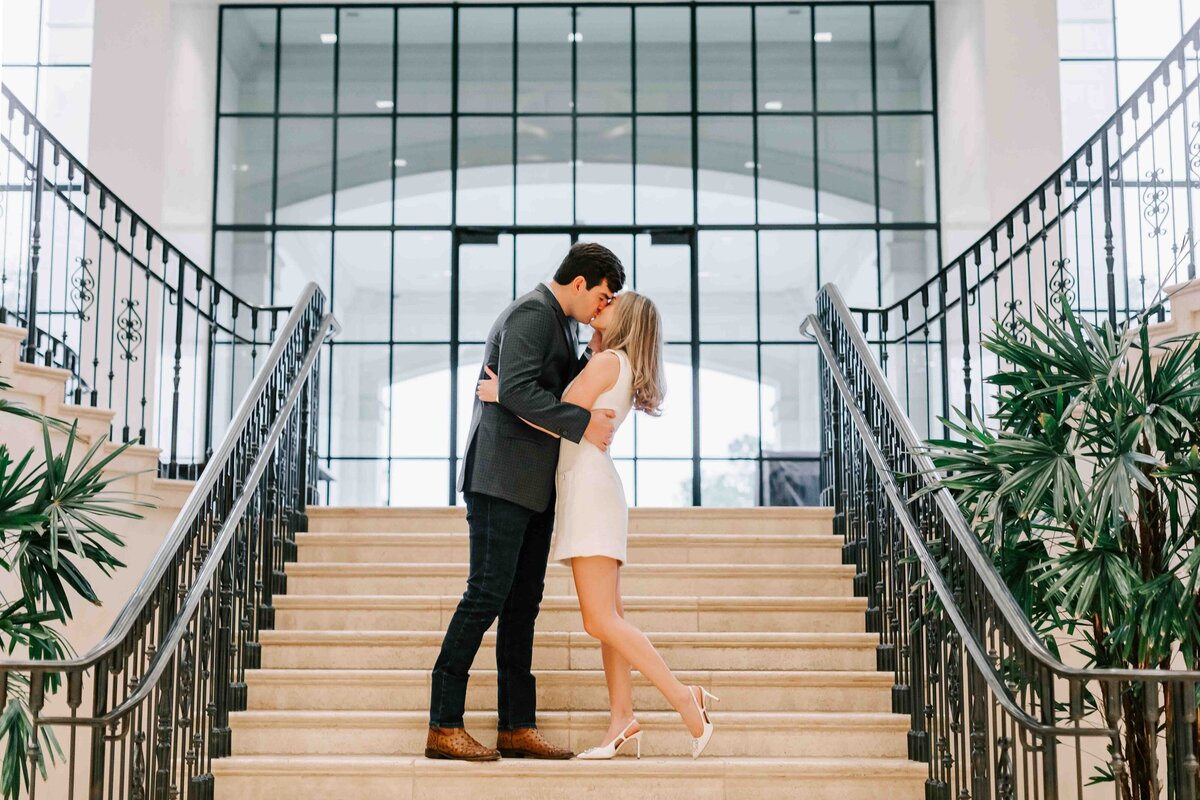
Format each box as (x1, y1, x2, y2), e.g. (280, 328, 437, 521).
(689, 5, 701, 506)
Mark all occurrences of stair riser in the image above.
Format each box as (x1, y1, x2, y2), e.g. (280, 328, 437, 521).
(246, 677, 892, 713)
(284, 573, 853, 597)
(228, 719, 908, 758)
(275, 606, 866, 634)
(212, 769, 923, 800)
(296, 542, 842, 566)
(260, 641, 876, 671)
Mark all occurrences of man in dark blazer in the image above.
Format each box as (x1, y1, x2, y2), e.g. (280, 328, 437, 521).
(426, 242, 626, 761)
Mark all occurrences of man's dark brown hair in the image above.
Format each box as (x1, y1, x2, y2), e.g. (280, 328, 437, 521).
(553, 242, 626, 293)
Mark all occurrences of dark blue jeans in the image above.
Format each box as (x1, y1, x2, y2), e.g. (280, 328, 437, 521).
(429, 491, 555, 730)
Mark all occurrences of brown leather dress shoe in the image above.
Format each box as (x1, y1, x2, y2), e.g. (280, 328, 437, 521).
(495, 727, 574, 759)
(424, 726, 500, 761)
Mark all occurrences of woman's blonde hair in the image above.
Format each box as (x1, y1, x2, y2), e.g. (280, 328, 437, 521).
(602, 291, 665, 416)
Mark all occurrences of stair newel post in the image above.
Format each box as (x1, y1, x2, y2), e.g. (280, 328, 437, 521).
(1100, 134, 1118, 328)
(22, 128, 44, 363)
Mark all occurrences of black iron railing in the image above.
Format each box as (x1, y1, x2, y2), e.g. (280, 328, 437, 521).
(803, 284, 1199, 800)
(0, 282, 336, 800)
(852, 18, 1200, 441)
(0, 84, 289, 478)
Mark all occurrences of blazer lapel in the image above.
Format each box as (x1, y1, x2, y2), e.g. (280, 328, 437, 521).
(538, 284, 576, 355)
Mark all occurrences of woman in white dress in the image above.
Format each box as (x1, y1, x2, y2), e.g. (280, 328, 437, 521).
(476, 291, 718, 760)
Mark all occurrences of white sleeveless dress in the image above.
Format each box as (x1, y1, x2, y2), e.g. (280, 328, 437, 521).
(550, 349, 635, 566)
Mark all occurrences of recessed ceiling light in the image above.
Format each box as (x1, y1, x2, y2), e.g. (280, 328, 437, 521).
(814, 32, 833, 43)
(744, 161, 760, 170)
(320, 33, 338, 44)
(568, 32, 583, 43)
(764, 100, 783, 111)
(232, 163, 249, 173)
(376, 100, 394, 110)
(394, 158, 408, 167)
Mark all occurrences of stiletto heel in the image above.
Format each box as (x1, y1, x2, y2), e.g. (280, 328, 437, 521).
(576, 719, 643, 760)
(688, 685, 718, 759)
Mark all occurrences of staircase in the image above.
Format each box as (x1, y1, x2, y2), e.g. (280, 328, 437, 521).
(212, 506, 924, 799)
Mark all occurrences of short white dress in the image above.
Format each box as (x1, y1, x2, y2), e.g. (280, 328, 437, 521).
(549, 349, 635, 566)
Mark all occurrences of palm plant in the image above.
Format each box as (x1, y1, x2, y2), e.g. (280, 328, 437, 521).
(0, 369, 152, 799)
(918, 298, 1200, 800)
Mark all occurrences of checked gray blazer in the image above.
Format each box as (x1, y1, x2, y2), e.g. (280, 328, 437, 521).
(457, 283, 592, 513)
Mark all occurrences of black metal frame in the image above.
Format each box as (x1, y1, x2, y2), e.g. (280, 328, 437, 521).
(211, 0, 942, 507)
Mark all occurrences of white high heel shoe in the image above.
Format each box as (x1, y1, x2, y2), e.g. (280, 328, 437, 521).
(576, 718, 643, 760)
(687, 685, 719, 759)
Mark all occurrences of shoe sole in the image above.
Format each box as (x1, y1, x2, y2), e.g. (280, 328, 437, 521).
(424, 748, 500, 761)
(496, 748, 574, 760)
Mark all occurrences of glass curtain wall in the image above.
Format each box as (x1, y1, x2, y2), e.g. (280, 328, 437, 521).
(212, 2, 939, 507)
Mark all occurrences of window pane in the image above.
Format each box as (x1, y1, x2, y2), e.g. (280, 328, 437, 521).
(700, 345, 759, 458)
(327, 459, 388, 506)
(214, 231, 273, 307)
(517, 116, 572, 225)
(35, 66, 90, 158)
(276, 118, 333, 225)
(391, 460, 451, 506)
(699, 230, 756, 341)
(756, 5, 813, 112)
(701, 460, 757, 506)
(460, 7, 513, 113)
(577, 6, 631, 113)
(762, 458, 821, 506)
(634, 344, 692, 458)
(761, 344, 818, 453)
(333, 231, 391, 342)
(518, 7, 572, 113)
(1117, 59, 1158, 99)
(878, 115, 935, 222)
(397, 8, 452, 112)
(329, 344, 390, 456)
(458, 234, 514, 342)
(215, 117, 274, 225)
(636, 116, 693, 224)
(391, 345, 451, 457)
(758, 116, 815, 224)
(819, 229, 877, 308)
(880, 230, 938, 307)
(336, 118, 392, 226)
(698, 6, 752, 112)
(698, 116, 755, 224)
(395, 117, 451, 224)
(875, 5, 932, 111)
(515, 234, 572, 296)
(38, 0, 92, 63)
(759, 230, 816, 340)
(273, 231, 331, 306)
(814, 6, 871, 112)
(1114, 0, 1180, 59)
(338, 7, 394, 114)
(636, 6, 690, 112)
(577, 117, 633, 224)
(1058, 0, 1114, 58)
(636, 459, 692, 507)
(817, 116, 875, 223)
(394, 231, 451, 342)
(3, 0, 40, 62)
(1059, 61, 1116, 155)
(220, 8, 276, 113)
(279, 8, 334, 113)
(633, 235, 690, 343)
(457, 117, 513, 225)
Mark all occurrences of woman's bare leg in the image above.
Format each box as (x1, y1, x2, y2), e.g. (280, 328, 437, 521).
(598, 569, 636, 742)
(572, 556, 704, 737)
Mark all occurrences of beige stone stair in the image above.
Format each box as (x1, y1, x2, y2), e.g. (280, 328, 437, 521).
(214, 506, 925, 799)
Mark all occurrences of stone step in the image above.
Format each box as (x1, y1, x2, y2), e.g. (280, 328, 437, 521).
(245, 668, 894, 713)
(259, 630, 877, 672)
(211, 754, 926, 800)
(227, 709, 911, 759)
(295, 531, 843, 566)
(282, 562, 854, 598)
(307, 506, 835, 535)
(273, 594, 868, 633)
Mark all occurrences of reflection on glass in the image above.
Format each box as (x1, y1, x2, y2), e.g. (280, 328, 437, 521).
(459, 235, 514, 342)
(336, 118, 392, 226)
(518, 7, 572, 112)
(459, 7, 513, 112)
(220, 8, 277, 113)
(517, 117, 572, 225)
(214, 232, 273, 307)
(277, 118, 333, 224)
(273, 231, 331, 306)
(457, 117, 513, 224)
(391, 345, 451, 456)
(698, 117, 756, 224)
(819, 229, 877, 308)
(875, 5, 932, 111)
(760, 344, 818, 452)
(759, 230, 817, 340)
(758, 117, 815, 223)
(877, 115, 935, 222)
(880, 230, 937, 306)
(215, 117, 274, 225)
(577, 6, 632, 113)
(816, 116, 875, 223)
(338, 7, 394, 114)
(394, 232, 451, 342)
(635, 6, 691, 112)
(756, 6, 812, 112)
(700, 461, 757, 507)
(698, 6, 752, 111)
(329, 344, 390, 456)
(279, 7, 334, 113)
(334, 231, 392, 342)
(636, 116, 693, 224)
(395, 117, 452, 224)
(577, 117, 633, 224)
(814, 6, 871, 111)
(397, 8, 452, 112)
(700, 345, 759, 458)
(699, 231, 757, 341)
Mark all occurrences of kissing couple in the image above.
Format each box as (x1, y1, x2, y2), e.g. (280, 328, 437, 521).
(425, 241, 718, 762)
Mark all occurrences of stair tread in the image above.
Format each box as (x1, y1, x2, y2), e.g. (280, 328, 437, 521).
(297, 532, 839, 543)
(273, 593, 865, 609)
(260, 629, 876, 644)
(285, 562, 854, 574)
(230, 709, 909, 727)
(245, 667, 892, 683)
